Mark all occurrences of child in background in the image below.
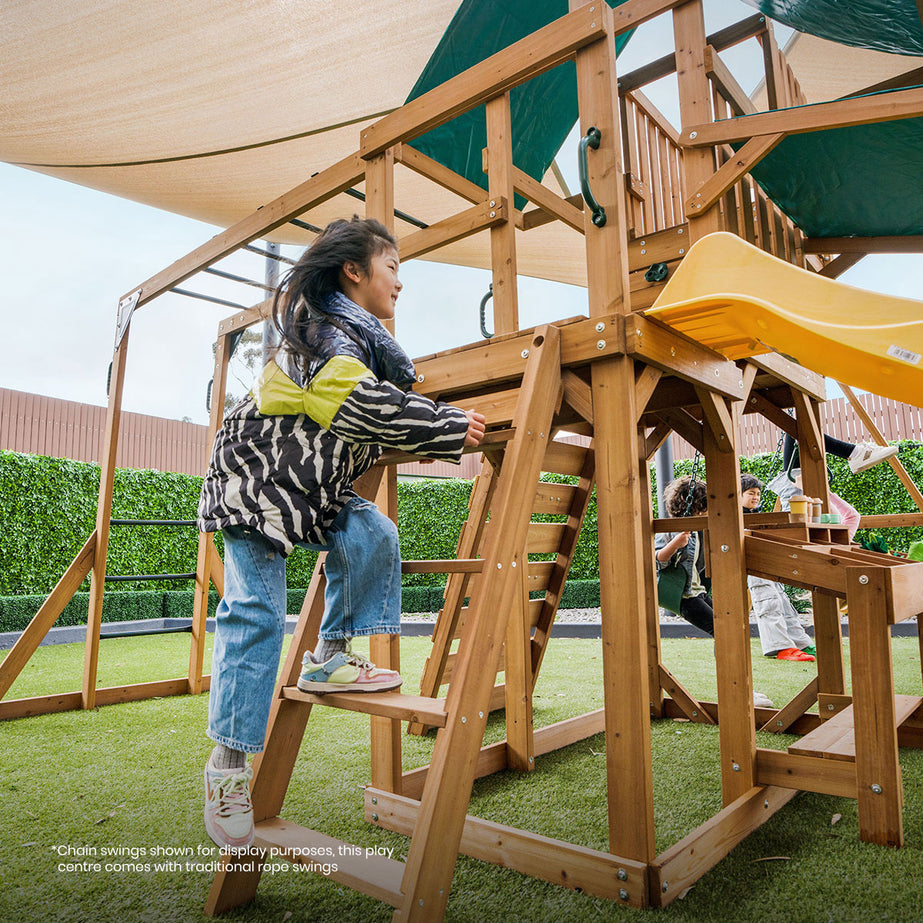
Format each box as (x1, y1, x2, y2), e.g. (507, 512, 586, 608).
(656, 474, 774, 709)
(196, 216, 486, 849)
(741, 474, 815, 661)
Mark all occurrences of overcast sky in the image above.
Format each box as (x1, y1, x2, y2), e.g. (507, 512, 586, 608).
(2, 1, 918, 425)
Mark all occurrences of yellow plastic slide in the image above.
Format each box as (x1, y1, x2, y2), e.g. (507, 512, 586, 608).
(644, 232, 923, 405)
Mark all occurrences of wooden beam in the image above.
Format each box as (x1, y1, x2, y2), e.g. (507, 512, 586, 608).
(755, 748, 857, 798)
(0, 532, 96, 701)
(634, 364, 663, 414)
(685, 133, 784, 216)
(398, 198, 508, 261)
(511, 165, 586, 233)
(838, 381, 923, 513)
(656, 408, 705, 454)
(520, 193, 586, 231)
(651, 785, 796, 908)
(681, 86, 923, 147)
(396, 143, 487, 205)
(618, 13, 768, 93)
(360, 5, 609, 158)
(748, 353, 826, 402)
(818, 252, 865, 278)
(704, 45, 757, 117)
(804, 235, 923, 254)
(561, 369, 594, 423)
(696, 387, 736, 453)
(759, 676, 818, 733)
(125, 153, 365, 308)
(367, 789, 649, 906)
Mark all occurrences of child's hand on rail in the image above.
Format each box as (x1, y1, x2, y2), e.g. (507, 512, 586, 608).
(464, 410, 487, 447)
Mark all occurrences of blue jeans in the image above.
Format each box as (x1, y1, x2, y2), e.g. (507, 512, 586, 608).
(207, 497, 401, 752)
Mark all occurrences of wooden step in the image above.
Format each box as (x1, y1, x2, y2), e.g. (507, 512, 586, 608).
(789, 695, 923, 761)
(281, 687, 448, 727)
(253, 817, 403, 906)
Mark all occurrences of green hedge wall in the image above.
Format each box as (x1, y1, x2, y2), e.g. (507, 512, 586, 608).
(3, 441, 920, 628)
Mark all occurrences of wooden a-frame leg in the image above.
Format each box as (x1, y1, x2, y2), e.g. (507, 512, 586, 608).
(205, 555, 328, 916)
(848, 568, 903, 847)
(394, 327, 561, 922)
(505, 549, 535, 772)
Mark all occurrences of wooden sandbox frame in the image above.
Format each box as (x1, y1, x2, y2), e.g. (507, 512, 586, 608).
(4, 1, 923, 918)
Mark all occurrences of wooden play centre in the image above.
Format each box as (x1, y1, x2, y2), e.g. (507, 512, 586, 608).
(5, 0, 923, 918)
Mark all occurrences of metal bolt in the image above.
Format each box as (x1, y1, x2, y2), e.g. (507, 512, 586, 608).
(617, 868, 628, 881)
(461, 716, 467, 723)
(489, 211, 496, 218)
(679, 248, 685, 254)
(662, 882, 669, 893)
(764, 800, 770, 808)
(597, 339, 606, 350)
(490, 200, 496, 207)
(619, 889, 629, 901)
(690, 130, 698, 139)
(521, 349, 530, 358)
(871, 784, 883, 794)
(497, 563, 502, 569)
(721, 545, 729, 552)
(777, 720, 783, 727)
(417, 374, 425, 382)
(641, 248, 647, 254)
(372, 813, 379, 821)
(372, 797, 378, 805)
(715, 369, 720, 376)
(692, 709, 698, 717)
(479, 711, 484, 718)
(670, 347, 676, 356)
(859, 575, 869, 584)
(828, 704, 835, 711)
(595, 321, 606, 332)
(732, 762, 740, 772)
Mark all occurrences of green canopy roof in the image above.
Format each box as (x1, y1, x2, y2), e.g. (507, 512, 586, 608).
(743, 0, 923, 56)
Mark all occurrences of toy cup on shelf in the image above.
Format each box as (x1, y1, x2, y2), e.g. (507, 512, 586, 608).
(789, 495, 810, 521)
(812, 499, 823, 522)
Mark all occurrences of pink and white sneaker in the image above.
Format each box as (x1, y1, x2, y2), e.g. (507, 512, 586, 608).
(204, 756, 254, 850)
(297, 650, 402, 694)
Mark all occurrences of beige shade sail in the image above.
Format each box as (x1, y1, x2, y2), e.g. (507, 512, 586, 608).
(1, 0, 590, 285)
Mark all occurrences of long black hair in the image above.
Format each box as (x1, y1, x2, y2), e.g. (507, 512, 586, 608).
(271, 216, 398, 371)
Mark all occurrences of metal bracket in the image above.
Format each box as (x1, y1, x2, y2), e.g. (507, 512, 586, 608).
(115, 289, 142, 349)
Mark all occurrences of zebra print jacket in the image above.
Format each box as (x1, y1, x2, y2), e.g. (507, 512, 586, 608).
(197, 295, 469, 555)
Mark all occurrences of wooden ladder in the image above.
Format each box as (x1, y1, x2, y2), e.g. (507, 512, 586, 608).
(408, 428, 596, 749)
(206, 325, 567, 921)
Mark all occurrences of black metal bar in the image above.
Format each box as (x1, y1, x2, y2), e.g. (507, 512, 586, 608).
(171, 288, 250, 310)
(290, 218, 324, 233)
(244, 243, 297, 265)
(109, 519, 196, 527)
(343, 188, 429, 229)
(203, 266, 275, 291)
(100, 624, 194, 639)
(104, 573, 197, 582)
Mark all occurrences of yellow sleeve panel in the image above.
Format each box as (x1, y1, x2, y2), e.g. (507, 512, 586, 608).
(252, 355, 374, 427)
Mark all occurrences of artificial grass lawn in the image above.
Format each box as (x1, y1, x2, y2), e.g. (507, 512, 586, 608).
(1, 633, 922, 923)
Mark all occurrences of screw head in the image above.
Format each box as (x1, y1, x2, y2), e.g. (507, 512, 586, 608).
(617, 868, 628, 881)
(619, 889, 629, 901)
(859, 575, 869, 584)
(372, 813, 379, 821)
(521, 349, 530, 358)
(721, 544, 729, 552)
(732, 762, 740, 772)
(597, 339, 606, 350)
(417, 374, 424, 382)
(871, 784, 883, 794)
(662, 882, 669, 893)
(690, 130, 698, 139)
(596, 321, 606, 332)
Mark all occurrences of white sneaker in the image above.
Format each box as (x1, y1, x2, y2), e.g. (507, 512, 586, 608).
(753, 691, 774, 709)
(848, 442, 898, 474)
(204, 756, 254, 850)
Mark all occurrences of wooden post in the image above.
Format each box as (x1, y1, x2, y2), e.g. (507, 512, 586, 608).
(698, 389, 756, 805)
(504, 553, 535, 771)
(366, 148, 404, 794)
(573, 6, 656, 874)
(82, 320, 132, 709)
(847, 568, 903, 846)
(485, 93, 519, 335)
(189, 327, 234, 694)
(673, 0, 721, 241)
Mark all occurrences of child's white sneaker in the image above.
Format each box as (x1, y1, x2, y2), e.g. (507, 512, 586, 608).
(848, 442, 898, 474)
(204, 755, 254, 850)
(753, 691, 775, 709)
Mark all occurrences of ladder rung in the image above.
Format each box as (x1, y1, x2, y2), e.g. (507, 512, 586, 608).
(281, 687, 448, 727)
(401, 559, 483, 574)
(253, 817, 404, 906)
